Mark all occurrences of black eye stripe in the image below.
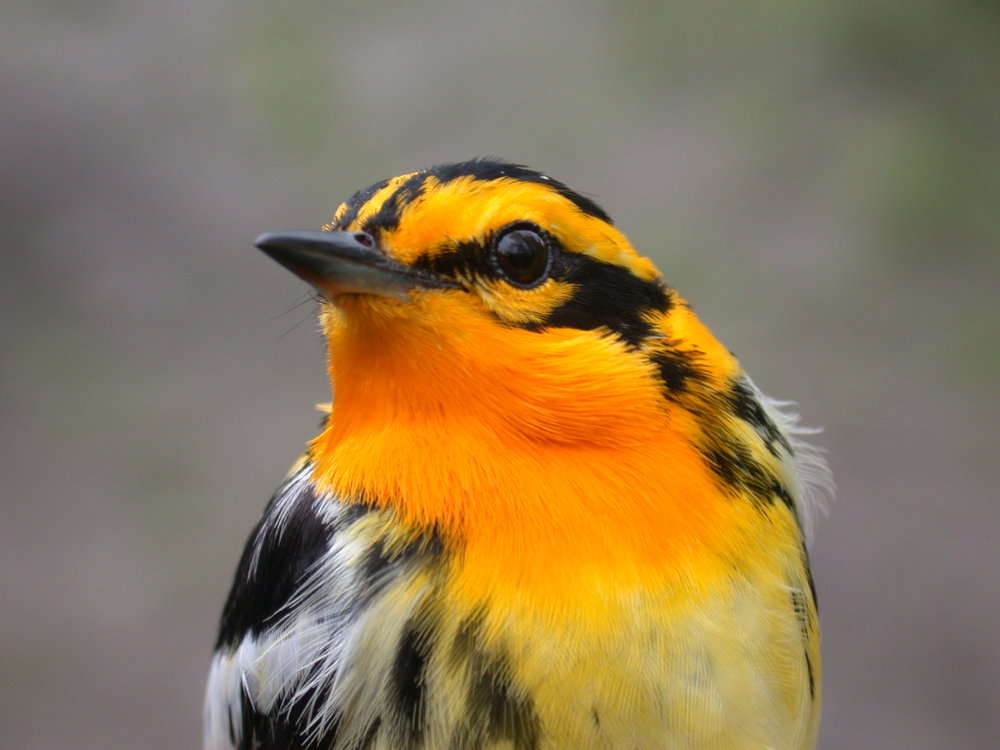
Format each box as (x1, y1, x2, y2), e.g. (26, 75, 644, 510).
(413, 237, 670, 347)
(412, 227, 554, 283)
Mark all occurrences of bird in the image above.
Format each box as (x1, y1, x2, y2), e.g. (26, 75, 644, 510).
(204, 158, 832, 750)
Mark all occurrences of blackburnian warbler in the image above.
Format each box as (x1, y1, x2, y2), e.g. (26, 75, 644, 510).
(205, 158, 831, 750)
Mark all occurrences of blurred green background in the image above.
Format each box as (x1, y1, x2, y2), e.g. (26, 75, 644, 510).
(2, 1, 998, 748)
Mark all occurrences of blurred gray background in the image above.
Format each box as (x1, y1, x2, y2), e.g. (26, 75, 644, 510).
(2, 2, 997, 748)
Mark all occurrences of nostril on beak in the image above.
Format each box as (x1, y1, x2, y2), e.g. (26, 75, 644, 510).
(353, 232, 375, 248)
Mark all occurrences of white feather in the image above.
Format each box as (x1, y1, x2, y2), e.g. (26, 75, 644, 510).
(752, 380, 835, 543)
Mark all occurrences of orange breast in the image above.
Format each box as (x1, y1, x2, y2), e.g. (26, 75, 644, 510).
(308, 293, 757, 602)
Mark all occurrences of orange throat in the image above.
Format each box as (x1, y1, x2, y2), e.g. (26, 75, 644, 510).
(308, 295, 754, 589)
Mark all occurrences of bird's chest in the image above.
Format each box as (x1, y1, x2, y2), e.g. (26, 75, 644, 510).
(403, 566, 818, 750)
(212, 498, 817, 750)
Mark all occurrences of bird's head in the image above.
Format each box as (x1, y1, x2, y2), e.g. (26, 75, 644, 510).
(257, 158, 738, 440)
(255, 158, 780, 551)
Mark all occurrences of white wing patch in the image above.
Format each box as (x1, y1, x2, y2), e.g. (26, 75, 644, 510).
(204, 637, 257, 750)
(203, 471, 431, 750)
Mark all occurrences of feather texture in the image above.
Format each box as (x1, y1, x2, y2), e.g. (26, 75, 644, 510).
(206, 159, 829, 750)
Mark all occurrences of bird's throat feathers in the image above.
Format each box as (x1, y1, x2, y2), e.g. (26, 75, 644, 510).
(307, 293, 772, 584)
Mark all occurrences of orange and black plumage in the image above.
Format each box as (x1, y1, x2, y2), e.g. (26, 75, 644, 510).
(205, 158, 831, 750)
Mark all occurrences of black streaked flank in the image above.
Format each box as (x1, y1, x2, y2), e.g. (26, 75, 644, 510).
(790, 589, 809, 636)
(799, 550, 819, 699)
(804, 554, 819, 610)
(392, 619, 430, 744)
(773, 482, 795, 508)
(358, 537, 393, 589)
(805, 651, 816, 701)
(466, 645, 541, 750)
(649, 346, 709, 398)
(449, 611, 542, 750)
(700, 436, 795, 513)
(726, 378, 791, 456)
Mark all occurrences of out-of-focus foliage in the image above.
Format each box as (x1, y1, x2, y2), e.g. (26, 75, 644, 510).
(1, 2, 997, 749)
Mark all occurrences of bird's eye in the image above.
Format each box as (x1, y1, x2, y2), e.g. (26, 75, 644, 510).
(492, 225, 551, 288)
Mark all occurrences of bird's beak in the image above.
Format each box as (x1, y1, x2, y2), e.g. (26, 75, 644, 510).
(255, 230, 459, 301)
